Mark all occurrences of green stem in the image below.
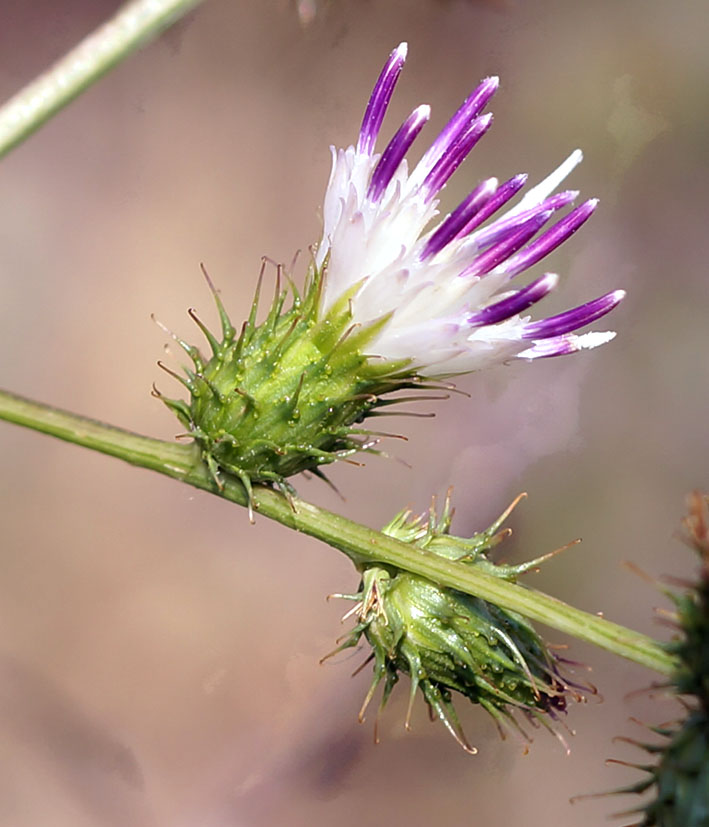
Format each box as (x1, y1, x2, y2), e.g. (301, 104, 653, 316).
(0, 388, 677, 677)
(0, 0, 203, 159)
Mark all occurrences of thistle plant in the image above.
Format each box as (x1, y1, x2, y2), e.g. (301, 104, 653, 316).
(0, 4, 700, 823)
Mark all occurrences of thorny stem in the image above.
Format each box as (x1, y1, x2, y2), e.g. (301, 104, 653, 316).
(0, 388, 678, 677)
(0, 0, 203, 159)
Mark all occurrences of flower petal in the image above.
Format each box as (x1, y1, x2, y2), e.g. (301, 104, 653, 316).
(462, 210, 553, 279)
(518, 330, 618, 359)
(420, 114, 493, 201)
(420, 178, 498, 260)
(467, 273, 559, 326)
(502, 199, 598, 278)
(368, 105, 430, 201)
(522, 289, 625, 339)
(409, 76, 499, 188)
(358, 42, 408, 155)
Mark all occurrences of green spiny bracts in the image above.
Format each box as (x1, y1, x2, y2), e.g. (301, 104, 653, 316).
(612, 493, 709, 827)
(155, 262, 429, 509)
(326, 493, 591, 753)
(670, 494, 709, 708)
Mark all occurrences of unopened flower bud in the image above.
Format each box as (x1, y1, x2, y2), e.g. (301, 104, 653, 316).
(327, 493, 590, 753)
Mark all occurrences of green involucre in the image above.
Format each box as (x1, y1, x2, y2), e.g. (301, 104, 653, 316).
(156, 262, 426, 504)
(327, 494, 590, 753)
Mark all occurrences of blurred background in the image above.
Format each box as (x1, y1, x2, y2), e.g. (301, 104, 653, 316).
(0, 1, 707, 824)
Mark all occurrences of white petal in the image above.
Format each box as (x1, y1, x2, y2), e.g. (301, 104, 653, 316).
(503, 149, 583, 219)
(518, 330, 617, 360)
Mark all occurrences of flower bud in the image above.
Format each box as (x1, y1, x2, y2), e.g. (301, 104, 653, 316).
(327, 493, 589, 753)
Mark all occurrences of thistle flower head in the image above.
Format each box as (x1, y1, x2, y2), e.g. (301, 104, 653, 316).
(156, 45, 625, 505)
(326, 493, 591, 753)
(316, 43, 624, 376)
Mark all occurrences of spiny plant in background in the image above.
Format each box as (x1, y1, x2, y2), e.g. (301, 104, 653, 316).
(608, 492, 709, 826)
(154, 43, 623, 516)
(325, 492, 593, 753)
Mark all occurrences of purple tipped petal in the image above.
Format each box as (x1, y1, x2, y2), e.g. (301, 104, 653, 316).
(368, 105, 430, 202)
(358, 42, 408, 155)
(522, 289, 626, 339)
(462, 209, 553, 278)
(455, 174, 528, 239)
(518, 337, 584, 359)
(420, 178, 498, 260)
(473, 190, 579, 249)
(421, 113, 493, 201)
(416, 77, 499, 176)
(501, 199, 598, 277)
(467, 273, 559, 326)
(518, 330, 617, 359)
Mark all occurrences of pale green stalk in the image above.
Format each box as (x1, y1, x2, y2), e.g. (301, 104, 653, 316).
(0, 388, 677, 677)
(0, 0, 204, 159)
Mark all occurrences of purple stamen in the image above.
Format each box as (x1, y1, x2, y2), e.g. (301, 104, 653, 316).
(358, 42, 408, 155)
(416, 77, 499, 176)
(501, 199, 598, 278)
(420, 178, 498, 260)
(462, 209, 553, 278)
(472, 190, 579, 249)
(522, 290, 626, 339)
(455, 174, 528, 239)
(467, 273, 558, 326)
(421, 113, 493, 201)
(368, 104, 431, 202)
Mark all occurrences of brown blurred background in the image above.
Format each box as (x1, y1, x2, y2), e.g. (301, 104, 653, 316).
(0, 1, 707, 824)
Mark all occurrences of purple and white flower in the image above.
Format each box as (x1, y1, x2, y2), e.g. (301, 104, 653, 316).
(316, 43, 624, 376)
